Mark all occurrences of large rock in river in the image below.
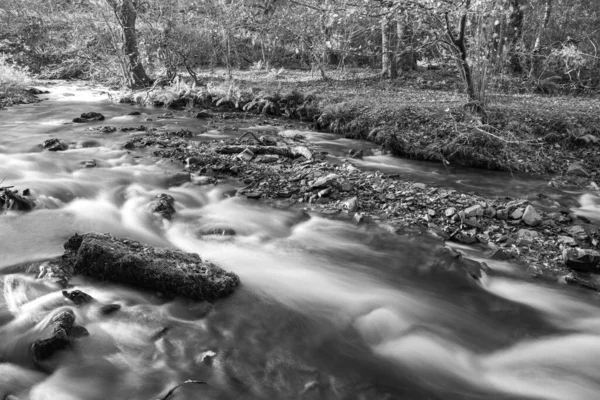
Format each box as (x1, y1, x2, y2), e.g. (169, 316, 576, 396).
(60, 233, 239, 301)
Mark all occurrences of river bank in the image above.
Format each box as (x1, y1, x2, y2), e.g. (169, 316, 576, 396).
(118, 69, 600, 183)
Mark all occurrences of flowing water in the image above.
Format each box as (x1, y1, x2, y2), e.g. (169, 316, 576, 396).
(1, 82, 600, 400)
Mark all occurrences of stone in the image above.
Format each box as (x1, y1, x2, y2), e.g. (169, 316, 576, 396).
(32, 310, 88, 364)
(564, 225, 588, 241)
(73, 112, 105, 123)
(496, 208, 508, 220)
(413, 183, 427, 190)
(62, 290, 94, 305)
(483, 207, 496, 218)
(310, 174, 338, 190)
(464, 204, 484, 218)
(292, 146, 312, 160)
(167, 171, 190, 186)
(194, 110, 212, 119)
(147, 193, 176, 220)
(193, 176, 217, 186)
(186, 157, 203, 167)
(80, 160, 96, 168)
(522, 205, 542, 226)
(340, 182, 353, 192)
(567, 161, 590, 177)
(563, 248, 600, 273)
(342, 197, 358, 213)
(558, 236, 577, 246)
(445, 207, 456, 217)
(237, 148, 254, 162)
(490, 248, 514, 261)
(43, 138, 68, 151)
(516, 229, 539, 238)
(127, 111, 141, 116)
(510, 207, 524, 220)
(100, 304, 122, 315)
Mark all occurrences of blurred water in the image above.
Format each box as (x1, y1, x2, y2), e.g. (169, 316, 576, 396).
(1, 82, 600, 399)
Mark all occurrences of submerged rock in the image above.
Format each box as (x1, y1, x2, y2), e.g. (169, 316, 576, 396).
(147, 193, 176, 220)
(73, 112, 105, 123)
(61, 233, 239, 301)
(43, 138, 68, 151)
(0, 189, 35, 212)
(32, 310, 89, 364)
(563, 248, 600, 273)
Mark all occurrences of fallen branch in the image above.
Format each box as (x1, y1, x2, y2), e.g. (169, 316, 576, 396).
(471, 125, 542, 145)
(156, 380, 206, 400)
(236, 131, 263, 145)
(217, 145, 295, 157)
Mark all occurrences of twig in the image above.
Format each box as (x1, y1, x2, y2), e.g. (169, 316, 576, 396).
(236, 131, 263, 145)
(156, 380, 206, 400)
(471, 125, 542, 145)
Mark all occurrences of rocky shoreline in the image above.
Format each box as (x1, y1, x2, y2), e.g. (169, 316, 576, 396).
(118, 122, 600, 291)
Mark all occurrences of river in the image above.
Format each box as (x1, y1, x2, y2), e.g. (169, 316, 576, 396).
(1, 82, 600, 400)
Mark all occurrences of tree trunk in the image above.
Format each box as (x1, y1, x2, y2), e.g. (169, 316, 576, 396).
(107, 0, 151, 88)
(381, 13, 397, 78)
(506, 0, 524, 73)
(531, 0, 552, 77)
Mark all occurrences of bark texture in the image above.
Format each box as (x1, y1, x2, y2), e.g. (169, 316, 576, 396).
(60, 233, 240, 301)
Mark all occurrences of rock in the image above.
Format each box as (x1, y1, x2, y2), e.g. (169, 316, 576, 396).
(59, 232, 239, 301)
(1, 189, 36, 212)
(259, 135, 277, 146)
(80, 160, 96, 168)
(484, 207, 496, 218)
(353, 212, 369, 224)
(558, 236, 577, 246)
(147, 193, 176, 220)
(516, 229, 539, 238)
(564, 225, 588, 241)
(340, 182, 353, 192)
(127, 111, 141, 116)
(194, 110, 212, 119)
(32, 310, 88, 364)
(237, 148, 254, 162)
(562, 248, 600, 273)
(292, 146, 312, 160)
(342, 196, 358, 213)
(97, 126, 116, 133)
(496, 208, 508, 220)
(510, 207, 524, 220)
(43, 138, 68, 151)
(522, 205, 542, 226)
(310, 174, 338, 190)
(413, 183, 427, 190)
(73, 112, 105, 123)
(100, 304, 121, 315)
(567, 161, 590, 177)
(565, 272, 600, 292)
(246, 192, 262, 199)
(464, 204, 483, 218)
(186, 157, 203, 167)
(445, 207, 456, 217)
(166, 171, 190, 186)
(62, 290, 94, 305)
(490, 248, 514, 261)
(192, 176, 217, 186)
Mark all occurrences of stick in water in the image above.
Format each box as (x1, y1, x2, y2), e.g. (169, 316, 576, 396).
(157, 380, 206, 400)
